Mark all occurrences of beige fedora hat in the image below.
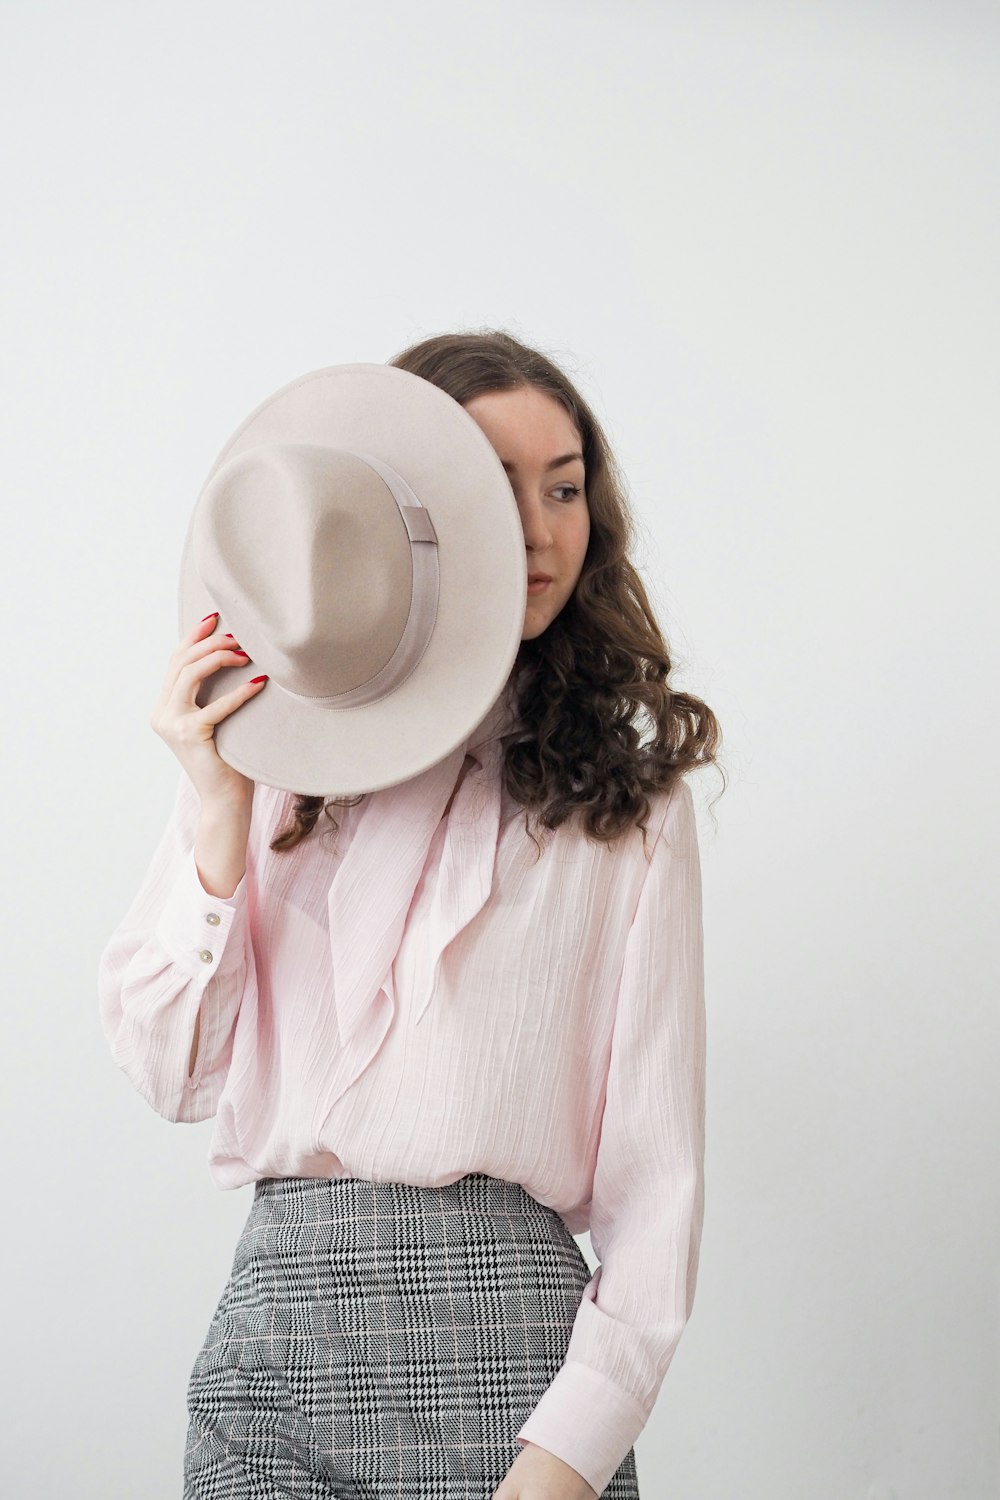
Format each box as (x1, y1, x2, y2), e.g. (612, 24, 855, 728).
(177, 363, 527, 796)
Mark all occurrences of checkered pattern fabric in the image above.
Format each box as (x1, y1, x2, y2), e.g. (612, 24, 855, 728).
(184, 1172, 640, 1498)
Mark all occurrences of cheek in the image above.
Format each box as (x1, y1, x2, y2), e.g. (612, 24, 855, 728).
(569, 511, 591, 570)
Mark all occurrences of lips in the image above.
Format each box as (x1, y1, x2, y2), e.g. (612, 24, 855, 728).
(527, 573, 552, 585)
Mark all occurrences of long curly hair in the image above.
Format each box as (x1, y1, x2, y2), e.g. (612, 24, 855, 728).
(270, 327, 724, 859)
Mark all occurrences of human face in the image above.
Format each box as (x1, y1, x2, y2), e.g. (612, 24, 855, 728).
(462, 385, 591, 645)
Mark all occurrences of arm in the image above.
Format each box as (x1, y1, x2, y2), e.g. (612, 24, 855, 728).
(515, 779, 707, 1496)
(97, 768, 257, 1123)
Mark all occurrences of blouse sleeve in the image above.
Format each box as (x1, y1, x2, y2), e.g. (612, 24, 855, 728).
(514, 778, 707, 1496)
(97, 767, 257, 1124)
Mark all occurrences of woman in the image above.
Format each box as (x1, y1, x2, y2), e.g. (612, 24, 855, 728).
(99, 329, 722, 1500)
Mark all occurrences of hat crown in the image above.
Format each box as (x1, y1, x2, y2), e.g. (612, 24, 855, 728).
(195, 443, 419, 698)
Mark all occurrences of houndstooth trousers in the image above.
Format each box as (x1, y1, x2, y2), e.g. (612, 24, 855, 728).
(183, 1171, 640, 1499)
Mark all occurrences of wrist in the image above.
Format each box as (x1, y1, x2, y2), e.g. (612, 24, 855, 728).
(197, 790, 253, 824)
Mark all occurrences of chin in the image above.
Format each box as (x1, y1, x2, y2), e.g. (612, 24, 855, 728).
(521, 584, 572, 639)
(521, 610, 556, 642)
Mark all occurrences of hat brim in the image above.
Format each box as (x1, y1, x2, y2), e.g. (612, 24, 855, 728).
(178, 364, 526, 796)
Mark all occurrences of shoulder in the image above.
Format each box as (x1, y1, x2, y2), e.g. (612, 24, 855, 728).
(647, 776, 697, 861)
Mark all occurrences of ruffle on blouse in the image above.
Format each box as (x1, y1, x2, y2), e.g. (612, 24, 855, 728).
(322, 679, 520, 1110)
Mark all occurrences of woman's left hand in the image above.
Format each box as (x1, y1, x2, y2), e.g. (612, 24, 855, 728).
(492, 1441, 599, 1498)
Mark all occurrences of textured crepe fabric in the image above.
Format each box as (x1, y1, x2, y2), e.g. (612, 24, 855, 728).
(98, 691, 706, 1497)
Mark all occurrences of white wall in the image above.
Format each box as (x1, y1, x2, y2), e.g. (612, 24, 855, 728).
(2, 2, 996, 1496)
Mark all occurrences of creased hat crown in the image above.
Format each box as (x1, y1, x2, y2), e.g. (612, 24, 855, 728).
(194, 442, 429, 700)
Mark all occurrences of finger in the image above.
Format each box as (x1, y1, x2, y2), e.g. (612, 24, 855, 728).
(163, 615, 232, 691)
(169, 646, 254, 708)
(178, 611, 222, 650)
(158, 641, 240, 703)
(174, 616, 246, 665)
(196, 674, 268, 728)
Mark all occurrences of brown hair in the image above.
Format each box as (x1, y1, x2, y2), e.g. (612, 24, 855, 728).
(270, 327, 724, 859)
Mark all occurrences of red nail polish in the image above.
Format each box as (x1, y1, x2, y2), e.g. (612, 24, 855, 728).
(249, 675, 268, 684)
(201, 611, 219, 622)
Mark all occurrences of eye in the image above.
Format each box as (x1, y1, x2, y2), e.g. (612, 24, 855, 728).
(553, 484, 582, 503)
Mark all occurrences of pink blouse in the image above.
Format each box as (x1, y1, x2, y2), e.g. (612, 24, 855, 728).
(97, 686, 706, 1497)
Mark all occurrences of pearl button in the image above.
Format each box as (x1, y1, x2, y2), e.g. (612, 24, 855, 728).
(199, 949, 214, 964)
(205, 912, 221, 925)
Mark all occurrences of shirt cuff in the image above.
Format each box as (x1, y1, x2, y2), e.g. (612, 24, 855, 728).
(153, 849, 248, 981)
(515, 1359, 647, 1497)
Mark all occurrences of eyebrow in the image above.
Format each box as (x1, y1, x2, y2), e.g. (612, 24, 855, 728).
(500, 452, 585, 474)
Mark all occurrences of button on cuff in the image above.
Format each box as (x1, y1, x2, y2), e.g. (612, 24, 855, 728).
(153, 850, 249, 979)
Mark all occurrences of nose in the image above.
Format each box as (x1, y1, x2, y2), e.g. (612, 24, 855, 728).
(517, 493, 553, 553)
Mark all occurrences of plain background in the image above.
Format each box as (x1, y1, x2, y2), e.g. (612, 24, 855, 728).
(2, 2, 997, 1497)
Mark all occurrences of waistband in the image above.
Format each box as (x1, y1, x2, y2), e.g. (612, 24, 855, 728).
(250, 1170, 566, 1240)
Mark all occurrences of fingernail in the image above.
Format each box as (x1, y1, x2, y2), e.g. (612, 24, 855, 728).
(201, 611, 219, 622)
(250, 675, 268, 684)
